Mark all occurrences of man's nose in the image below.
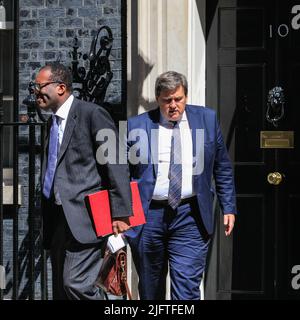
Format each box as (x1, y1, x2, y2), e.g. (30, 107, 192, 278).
(169, 99, 177, 107)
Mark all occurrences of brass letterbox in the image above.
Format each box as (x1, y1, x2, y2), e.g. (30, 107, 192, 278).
(260, 131, 294, 149)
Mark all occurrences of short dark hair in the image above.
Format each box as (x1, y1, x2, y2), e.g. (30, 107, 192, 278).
(40, 62, 73, 92)
(155, 71, 188, 97)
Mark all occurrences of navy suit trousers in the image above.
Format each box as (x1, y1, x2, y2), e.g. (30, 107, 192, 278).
(130, 198, 211, 300)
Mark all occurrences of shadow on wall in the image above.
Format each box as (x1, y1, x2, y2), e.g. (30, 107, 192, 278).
(127, 52, 157, 118)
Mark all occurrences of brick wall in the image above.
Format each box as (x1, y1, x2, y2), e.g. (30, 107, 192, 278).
(19, 0, 124, 112)
(3, 0, 125, 299)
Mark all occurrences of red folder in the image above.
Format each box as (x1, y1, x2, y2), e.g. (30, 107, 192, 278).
(86, 181, 146, 237)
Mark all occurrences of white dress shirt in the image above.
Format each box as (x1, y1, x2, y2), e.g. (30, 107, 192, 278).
(152, 110, 194, 200)
(53, 94, 74, 204)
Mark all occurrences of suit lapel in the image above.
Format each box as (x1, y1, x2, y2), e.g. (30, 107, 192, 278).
(185, 105, 204, 188)
(56, 99, 77, 165)
(185, 105, 203, 158)
(185, 105, 198, 157)
(147, 108, 160, 177)
(41, 117, 52, 183)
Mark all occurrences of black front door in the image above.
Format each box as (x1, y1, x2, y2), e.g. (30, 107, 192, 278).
(206, 0, 300, 299)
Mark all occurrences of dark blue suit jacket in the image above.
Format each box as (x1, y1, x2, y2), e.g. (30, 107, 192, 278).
(126, 105, 236, 238)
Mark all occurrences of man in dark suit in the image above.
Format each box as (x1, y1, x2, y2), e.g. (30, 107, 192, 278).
(35, 62, 132, 300)
(126, 71, 236, 300)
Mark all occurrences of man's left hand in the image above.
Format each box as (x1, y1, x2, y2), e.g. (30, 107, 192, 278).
(224, 214, 235, 237)
(112, 217, 131, 235)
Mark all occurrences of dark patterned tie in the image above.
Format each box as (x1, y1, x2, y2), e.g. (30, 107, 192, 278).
(43, 114, 59, 198)
(168, 121, 182, 209)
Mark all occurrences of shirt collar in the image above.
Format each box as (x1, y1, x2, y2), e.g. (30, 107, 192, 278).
(55, 94, 74, 120)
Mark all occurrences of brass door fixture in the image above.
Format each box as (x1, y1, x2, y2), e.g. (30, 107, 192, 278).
(267, 172, 283, 185)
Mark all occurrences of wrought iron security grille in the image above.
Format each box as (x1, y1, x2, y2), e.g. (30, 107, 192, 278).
(0, 117, 48, 300)
(69, 26, 114, 106)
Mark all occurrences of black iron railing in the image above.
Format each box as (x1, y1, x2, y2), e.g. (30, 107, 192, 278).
(0, 119, 48, 300)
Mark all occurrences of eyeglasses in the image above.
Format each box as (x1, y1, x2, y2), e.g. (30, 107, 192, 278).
(32, 81, 64, 92)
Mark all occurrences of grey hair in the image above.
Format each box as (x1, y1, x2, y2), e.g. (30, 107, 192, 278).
(155, 71, 188, 97)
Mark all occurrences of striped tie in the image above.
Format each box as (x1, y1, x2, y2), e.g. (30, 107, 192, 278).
(168, 121, 182, 209)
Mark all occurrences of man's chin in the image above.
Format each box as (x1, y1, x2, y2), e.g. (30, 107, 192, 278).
(36, 98, 49, 109)
(168, 113, 181, 121)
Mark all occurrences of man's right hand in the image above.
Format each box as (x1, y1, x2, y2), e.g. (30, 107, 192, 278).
(112, 217, 131, 235)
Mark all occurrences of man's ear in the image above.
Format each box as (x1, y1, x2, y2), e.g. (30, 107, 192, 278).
(57, 83, 67, 96)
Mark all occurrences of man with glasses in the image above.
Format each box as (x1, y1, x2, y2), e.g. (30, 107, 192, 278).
(125, 71, 236, 300)
(35, 62, 132, 300)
